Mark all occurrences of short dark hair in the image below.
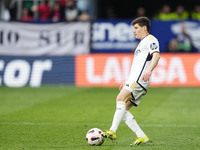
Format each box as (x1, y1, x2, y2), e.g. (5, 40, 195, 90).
(131, 17, 151, 33)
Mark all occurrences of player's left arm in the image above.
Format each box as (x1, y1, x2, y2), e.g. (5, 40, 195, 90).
(142, 52, 160, 82)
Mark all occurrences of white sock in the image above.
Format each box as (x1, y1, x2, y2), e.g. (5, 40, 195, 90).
(110, 101, 126, 133)
(123, 111, 145, 138)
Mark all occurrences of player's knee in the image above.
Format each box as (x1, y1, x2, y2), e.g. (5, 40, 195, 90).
(126, 101, 133, 110)
(116, 95, 127, 103)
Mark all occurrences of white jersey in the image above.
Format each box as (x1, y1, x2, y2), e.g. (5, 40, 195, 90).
(128, 34, 159, 92)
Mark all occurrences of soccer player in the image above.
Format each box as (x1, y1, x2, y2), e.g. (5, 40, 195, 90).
(101, 17, 160, 146)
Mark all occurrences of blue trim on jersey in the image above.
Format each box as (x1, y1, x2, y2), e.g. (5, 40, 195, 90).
(130, 98, 138, 107)
(136, 52, 152, 93)
(146, 52, 152, 61)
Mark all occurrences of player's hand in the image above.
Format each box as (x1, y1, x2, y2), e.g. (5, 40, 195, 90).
(142, 71, 152, 82)
(119, 81, 126, 91)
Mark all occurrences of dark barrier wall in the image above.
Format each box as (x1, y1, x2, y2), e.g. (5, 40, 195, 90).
(0, 56, 75, 87)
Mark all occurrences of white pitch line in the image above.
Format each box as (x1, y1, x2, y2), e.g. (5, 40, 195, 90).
(139, 124, 200, 128)
(0, 122, 200, 128)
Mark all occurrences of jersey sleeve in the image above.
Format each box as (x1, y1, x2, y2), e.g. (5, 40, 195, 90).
(147, 35, 160, 55)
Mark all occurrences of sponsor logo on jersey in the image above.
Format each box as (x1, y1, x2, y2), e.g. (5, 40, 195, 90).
(150, 43, 158, 50)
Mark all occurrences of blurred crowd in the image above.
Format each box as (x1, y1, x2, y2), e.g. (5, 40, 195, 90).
(153, 4, 200, 21)
(105, 4, 200, 21)
(0, 0, 93, 22)
(129, 4, 200, 53)
(1, 1, 200, 22)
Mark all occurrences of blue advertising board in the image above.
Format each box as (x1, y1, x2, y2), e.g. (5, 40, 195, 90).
(0, 56, 75, 87)
(92, 20, 199, 53)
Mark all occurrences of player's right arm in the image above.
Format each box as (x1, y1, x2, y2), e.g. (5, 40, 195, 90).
(142, 52, 160, 82)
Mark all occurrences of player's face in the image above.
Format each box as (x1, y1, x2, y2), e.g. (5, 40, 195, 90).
(133, 23, 146, 40)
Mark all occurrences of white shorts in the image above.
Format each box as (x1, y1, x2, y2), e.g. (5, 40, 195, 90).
(123, 81, 147, 106)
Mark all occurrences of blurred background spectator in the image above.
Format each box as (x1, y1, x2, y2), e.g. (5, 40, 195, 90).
(31, 0, 51, 21)
(155, 4, 174, 21)
(166, 38, 179, 53)
(78, 11, 90, 21)
(135, 7, 146, 18)
(175, 24, 194, 52)
(65, 0, 81, 22)
(58, 0, 67, 20)
(20, 8, 33, 22)
(0, 0, 10, 21)
(171, 5, 189, 20)
(8, 0, 18, 21)
(166, 24, 194, 53)
(191, 5, 200, 20)
(50, 2, 62, 22)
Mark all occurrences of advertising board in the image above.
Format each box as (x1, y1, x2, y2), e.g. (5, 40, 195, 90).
(0, 22, 91, 56)
(75, 54, 200, 87)
(0, 56, 75, 87)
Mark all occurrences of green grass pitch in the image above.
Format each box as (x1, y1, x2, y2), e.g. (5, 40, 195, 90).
(0, 86, 200, 150)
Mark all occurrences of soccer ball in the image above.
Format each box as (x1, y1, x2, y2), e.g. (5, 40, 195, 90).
(86, 128, 104, 146)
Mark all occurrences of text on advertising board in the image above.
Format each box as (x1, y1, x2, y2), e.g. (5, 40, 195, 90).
(76, 54, 200, 87)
